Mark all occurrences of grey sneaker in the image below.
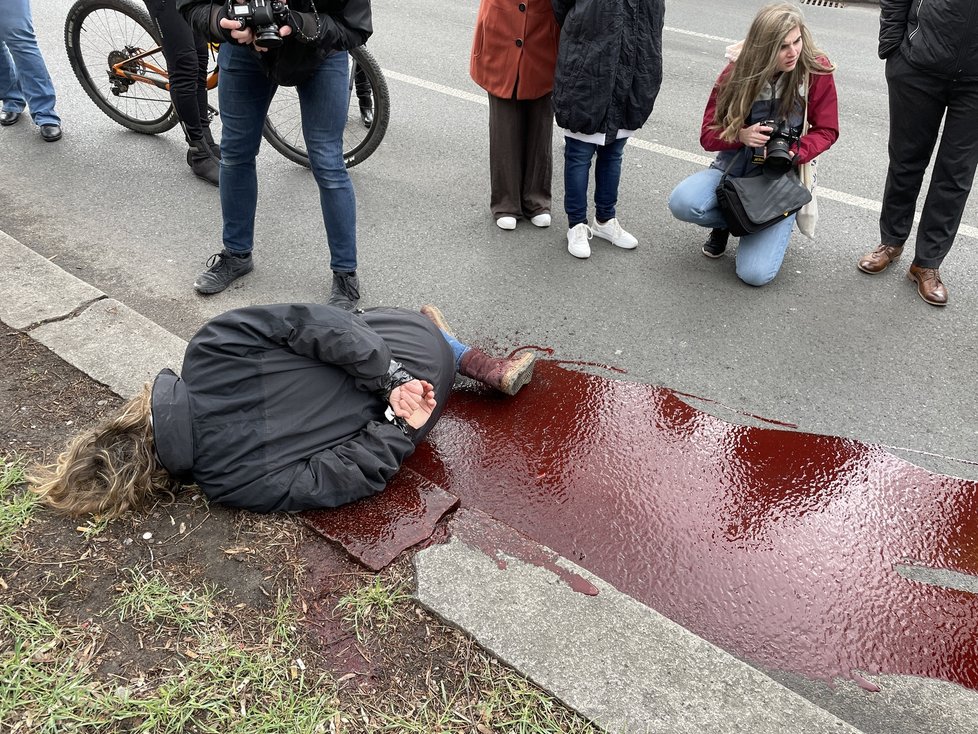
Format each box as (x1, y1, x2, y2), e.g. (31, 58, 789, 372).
(194, 250, 253, 294)
(328, 270, 361, 311)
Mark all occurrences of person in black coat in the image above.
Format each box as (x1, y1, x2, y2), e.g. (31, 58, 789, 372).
(31, 305, 536, 517)
(551, 0, 664, 260)
(856, 0, 978, 307)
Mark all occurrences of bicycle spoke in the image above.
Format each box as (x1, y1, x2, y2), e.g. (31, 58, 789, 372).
(67, 1, 176, 132)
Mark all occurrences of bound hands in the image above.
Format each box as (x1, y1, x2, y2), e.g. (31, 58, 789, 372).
(219, 13, 292, 52)
(389, 379, 437, 430)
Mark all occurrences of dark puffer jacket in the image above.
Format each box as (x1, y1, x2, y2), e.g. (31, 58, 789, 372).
(151, 305, 455, 513)
(879, 0, 978, 81)
(551, 0, 664, 143)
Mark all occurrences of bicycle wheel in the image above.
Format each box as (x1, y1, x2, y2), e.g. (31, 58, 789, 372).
(65, 0, 178, 134)
(262, 45, 390, 169)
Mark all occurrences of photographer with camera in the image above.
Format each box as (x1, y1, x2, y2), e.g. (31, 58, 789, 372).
(177, 0, 371, 308)
(668, 3, 838, 287)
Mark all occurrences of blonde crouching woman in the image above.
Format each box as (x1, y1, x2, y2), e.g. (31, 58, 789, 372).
(668, 3, 839, 286)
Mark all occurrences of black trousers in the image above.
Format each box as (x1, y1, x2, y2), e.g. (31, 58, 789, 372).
(487, 92, 554, 220)
(144, 0, 209, 142)
(880, 52, 978, 268)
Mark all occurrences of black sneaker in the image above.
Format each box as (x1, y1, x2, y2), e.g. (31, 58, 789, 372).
(194, 250, 253, 294)
(702, 228, 729, 258)
(327, 271, 361, 311)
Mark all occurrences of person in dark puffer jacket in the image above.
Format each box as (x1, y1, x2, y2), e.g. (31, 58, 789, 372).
(551, 0, 664, 260)
(856, 0, 978, 307)
(31, 304, 537, 517)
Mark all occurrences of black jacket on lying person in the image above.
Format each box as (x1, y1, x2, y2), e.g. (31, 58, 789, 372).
(177, 0, 372, 85)
(150, 304, 455, 513)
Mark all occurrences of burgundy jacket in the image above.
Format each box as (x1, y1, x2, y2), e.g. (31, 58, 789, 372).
(700, 61, 839, 168)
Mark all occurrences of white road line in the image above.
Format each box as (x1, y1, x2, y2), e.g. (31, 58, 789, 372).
(382, 68, 978, 240)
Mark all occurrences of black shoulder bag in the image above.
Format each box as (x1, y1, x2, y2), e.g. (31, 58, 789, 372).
(715, 150, 812, 237)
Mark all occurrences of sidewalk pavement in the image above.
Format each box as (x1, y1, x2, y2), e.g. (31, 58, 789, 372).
(1, 226, 869, 732)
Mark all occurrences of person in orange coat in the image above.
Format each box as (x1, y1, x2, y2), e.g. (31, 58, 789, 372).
(470, 0, 559, 231)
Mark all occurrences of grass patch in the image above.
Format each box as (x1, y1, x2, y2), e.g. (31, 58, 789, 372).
(0, 457, 37, 554)
(0, 602, 109, 733)
(336, 575, 410, 639)
(112, 568, 218, 634)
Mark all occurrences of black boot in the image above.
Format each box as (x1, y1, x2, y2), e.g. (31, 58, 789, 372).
(187, 139, 219, 187)
(201, 125, 221, 159)
(702, 228, 729, 258)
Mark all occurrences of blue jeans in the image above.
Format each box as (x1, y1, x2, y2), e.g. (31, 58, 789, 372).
(668, 167, 796, 287)
(563, 136, 628, 227)
(0, 0, 60, 126)
(218, 44, 356, 271)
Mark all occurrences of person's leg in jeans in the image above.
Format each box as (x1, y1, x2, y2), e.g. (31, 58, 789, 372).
(563, 136, 595, 227)
(0, 43, 27, 116)
(593, 137, 627, 223)
(0, 0, 60, 127)
(193, 43, 271, 294)
(735, 213, 795, 286)
(217, 43, 274, 254)
(591, 137, 637, 248)
(298, 50, 360, 308)
(669, 167, 732, 257)
(667, 167, 727, 228)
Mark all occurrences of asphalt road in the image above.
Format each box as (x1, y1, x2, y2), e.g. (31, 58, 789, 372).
(4, 0, 977, 484)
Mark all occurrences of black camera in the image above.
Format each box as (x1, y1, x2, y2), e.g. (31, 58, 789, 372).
(226, 0, 290, 49)
(760, 119, 800, 176)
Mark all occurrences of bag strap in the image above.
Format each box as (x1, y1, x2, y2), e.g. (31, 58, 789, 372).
(802, 73, 810, 136)
(722, 146, 751, 176)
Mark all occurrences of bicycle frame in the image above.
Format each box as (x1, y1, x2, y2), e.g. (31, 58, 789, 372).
(110, 45, 219, 93)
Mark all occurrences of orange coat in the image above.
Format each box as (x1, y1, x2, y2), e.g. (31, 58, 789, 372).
(470, 0, 559, 100)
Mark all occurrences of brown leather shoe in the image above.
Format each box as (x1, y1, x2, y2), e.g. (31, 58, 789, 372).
(907, 264, 948, 306)
(857, 244, 904, 274)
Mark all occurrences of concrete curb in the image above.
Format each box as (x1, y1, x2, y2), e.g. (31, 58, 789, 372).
(0, 230, 186, 397)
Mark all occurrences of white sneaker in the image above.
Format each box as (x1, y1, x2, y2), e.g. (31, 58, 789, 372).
(591, 217, 638, 249)
(566, 223, 593, 259)
(530, 212, 551, 228)
(496, 216, 517, 230)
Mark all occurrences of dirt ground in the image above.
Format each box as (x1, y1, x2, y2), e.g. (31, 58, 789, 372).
(0, 323, 595, 732)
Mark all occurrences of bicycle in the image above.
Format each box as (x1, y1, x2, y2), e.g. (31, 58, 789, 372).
(64, 0, 390, 168)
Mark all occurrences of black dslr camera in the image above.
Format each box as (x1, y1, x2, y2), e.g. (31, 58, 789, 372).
(760, 119, 800, 176)
(226, 0, 290, 49)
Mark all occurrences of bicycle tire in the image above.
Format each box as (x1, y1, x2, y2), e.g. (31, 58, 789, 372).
(65, 0, 178, 134)
(262, 45, 390, 169)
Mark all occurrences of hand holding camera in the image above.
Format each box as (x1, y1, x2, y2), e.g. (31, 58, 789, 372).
(224, 0, 293, 50)
(758, 119, 800, 176)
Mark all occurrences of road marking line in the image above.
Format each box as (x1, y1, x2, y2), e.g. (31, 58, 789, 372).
(382, 69, 978, 240)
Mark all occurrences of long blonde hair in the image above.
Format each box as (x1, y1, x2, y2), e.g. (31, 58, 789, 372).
(712, 3, 836, 142)
(29, 384, 180, 518)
